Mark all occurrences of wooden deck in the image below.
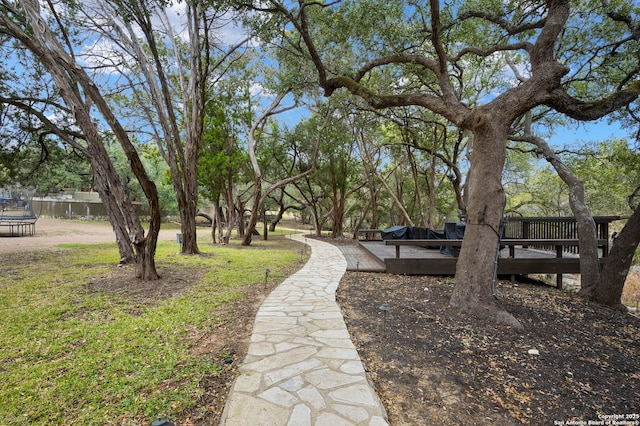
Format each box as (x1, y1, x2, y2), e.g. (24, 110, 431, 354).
(351, 240, 607, 289)
(348, 217, 620, 288)
(335, 243, 386, 272)
(341, 241, 589, 273)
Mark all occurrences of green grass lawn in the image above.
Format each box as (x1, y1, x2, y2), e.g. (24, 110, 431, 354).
(0, 233, 304, 424)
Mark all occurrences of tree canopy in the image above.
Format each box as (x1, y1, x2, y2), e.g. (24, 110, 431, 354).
(0, 0, 638, 319)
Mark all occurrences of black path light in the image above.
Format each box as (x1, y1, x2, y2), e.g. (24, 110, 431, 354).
(264, 268, 270, 289)
(356, 260, 360, 279)
(151, 419, 175, 426)
(379, 303, 391, 333)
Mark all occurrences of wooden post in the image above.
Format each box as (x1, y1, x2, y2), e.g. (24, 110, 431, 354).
(523, 220, 530, 248)
(600, 220, 609, 257)
(556, 244, 563, 289)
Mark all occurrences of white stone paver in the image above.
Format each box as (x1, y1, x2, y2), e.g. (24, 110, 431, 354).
(220, 235, 388, 426)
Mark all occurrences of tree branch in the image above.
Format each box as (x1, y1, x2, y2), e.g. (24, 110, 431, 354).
(546, 81, 640, 121)
(456, 10, 546, 35)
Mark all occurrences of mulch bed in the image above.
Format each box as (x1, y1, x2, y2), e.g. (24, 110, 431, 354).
(336, 272, 640, 425)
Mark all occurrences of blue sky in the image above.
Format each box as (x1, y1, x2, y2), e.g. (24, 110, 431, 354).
(549, 119, 628, 148)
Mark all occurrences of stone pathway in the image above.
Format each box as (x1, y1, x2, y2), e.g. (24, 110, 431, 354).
(220, 235, 388, 426)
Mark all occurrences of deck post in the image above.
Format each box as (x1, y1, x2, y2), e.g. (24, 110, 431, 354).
(523, 220, 530, 248)
(600, 221, 609, 257)
(556, 244, 563, 289)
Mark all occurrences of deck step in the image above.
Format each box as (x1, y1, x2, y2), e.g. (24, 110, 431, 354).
(335, 244, 386, 272)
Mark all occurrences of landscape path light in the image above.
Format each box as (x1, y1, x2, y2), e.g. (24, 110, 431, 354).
(151, 419, 175, 426)
(379, 303, 391, 334)
(264, 268, 270, 289)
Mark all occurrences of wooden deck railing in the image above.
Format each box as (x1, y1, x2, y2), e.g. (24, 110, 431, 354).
(502, 216, 619, 255)
(384, 238, 609, 259)
(359, 216, 621, 253)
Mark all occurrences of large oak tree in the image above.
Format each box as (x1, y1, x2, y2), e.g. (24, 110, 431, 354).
(249, 0, 640, 328)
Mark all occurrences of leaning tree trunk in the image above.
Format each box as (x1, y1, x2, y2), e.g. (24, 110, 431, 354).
(563, 180, 600, 290)
(10, 0, 161, 280)
(222, 210, 235, 244)
(589, 203, 640, 308)
(89, 143, 160, 280)
(352, 197, 373, 239)
(530, 136, 601, 292)
(98, 183, 136, 264)
(449, 121, 523, 330)
(242, 181, 262, 246)
(269, 204, 286, 232)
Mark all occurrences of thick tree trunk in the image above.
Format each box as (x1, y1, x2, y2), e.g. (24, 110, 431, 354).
(449, 121, 523, 330)
(331, 207, 344, 238)
(269, 205, 285, 232)
(179, 199, 199, 253)
(242, 183, 261, 246)
(99, 185, 136, 264)
(331, 192, 346, 239)
(90, 143, 160, 280)
(138, 192, 161, 280)
(565, 184, 600, 291)
(590, 204, 640, 308)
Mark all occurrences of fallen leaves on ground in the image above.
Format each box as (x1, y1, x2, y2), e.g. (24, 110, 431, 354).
(337, 272, 640, 426)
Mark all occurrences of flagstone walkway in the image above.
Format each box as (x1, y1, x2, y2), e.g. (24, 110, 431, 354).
(220, 235, 388, 426)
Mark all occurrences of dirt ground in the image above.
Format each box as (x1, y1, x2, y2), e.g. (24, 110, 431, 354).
(336, 272, 640, 425)
(6, 221, 640, 425)
(0, 217, 181, 252)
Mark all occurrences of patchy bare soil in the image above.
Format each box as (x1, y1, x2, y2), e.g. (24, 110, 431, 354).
(337, 272, 640, 425)
(0, 217, 180, 253)
(83, 258, 278, 425)
(0, 219, 286, 425)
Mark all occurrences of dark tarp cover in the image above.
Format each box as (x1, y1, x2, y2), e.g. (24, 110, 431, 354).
(381, 223, 466, 255)
(440, 222, 466, 255)
(381, 225, 445, 249)
(381, 225, 412, 240)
